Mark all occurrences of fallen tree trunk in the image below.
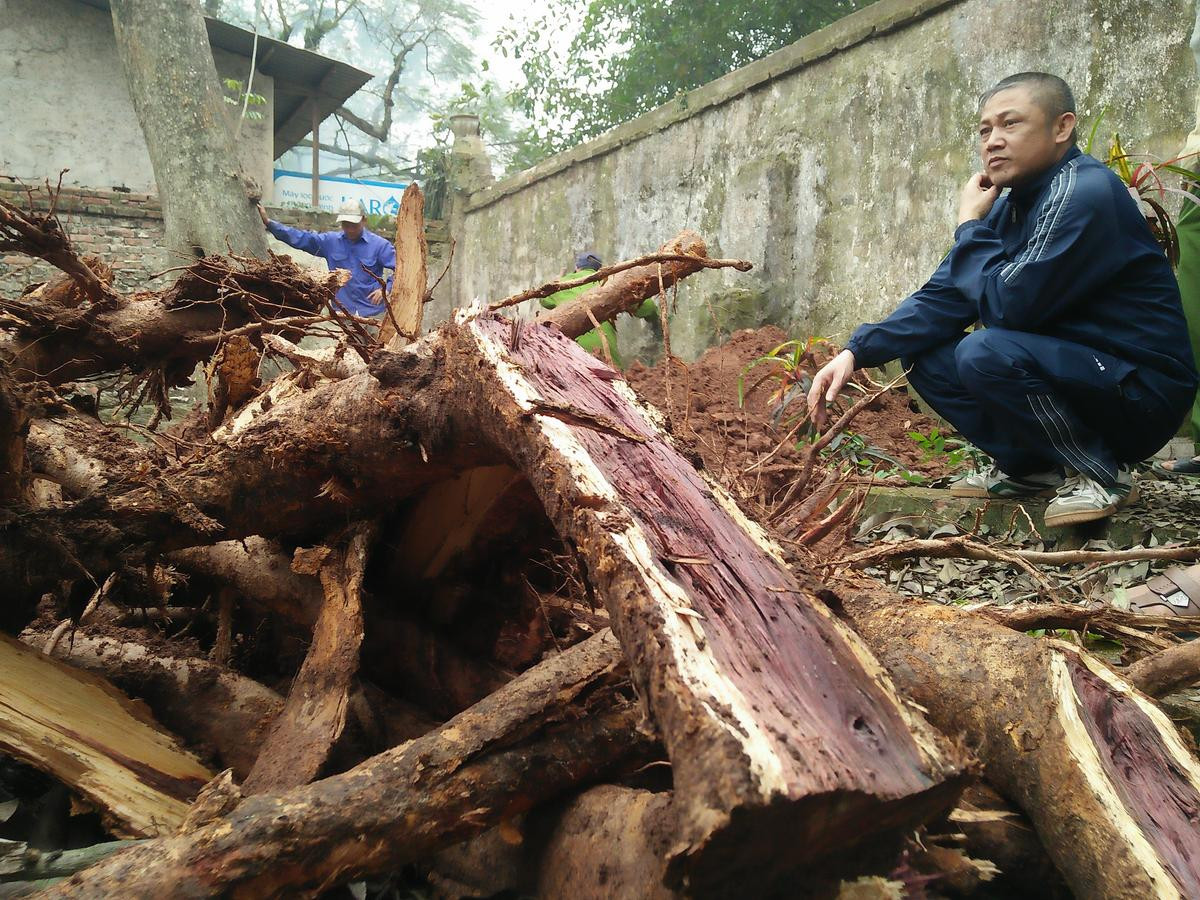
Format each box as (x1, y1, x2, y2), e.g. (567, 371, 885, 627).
(41, 630, 655, 898)
(0, 633, 212, 838)
(835, 577, 1200, 900)
(21, 627, 282, 779)
(403, 316, 969, 895)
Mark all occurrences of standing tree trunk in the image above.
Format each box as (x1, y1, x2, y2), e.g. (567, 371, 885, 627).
(109, 0, 269, 260)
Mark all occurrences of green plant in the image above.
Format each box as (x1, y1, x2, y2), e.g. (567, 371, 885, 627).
(1084, 111, 1199, 267)
(736, 336, 830, 430)
(823, 432, 926, 484)
(222, 78, 266, 121)
(906, 427, 982, 471)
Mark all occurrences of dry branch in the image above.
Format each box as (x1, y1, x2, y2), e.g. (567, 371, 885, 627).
(837, 535, 1200, 569)
(0, 189, 114, 305)
(42, 631, 653, 898)
(243, 525, 371, 793)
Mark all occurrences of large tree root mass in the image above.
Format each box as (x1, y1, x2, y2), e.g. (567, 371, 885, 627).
(3, 193, 1199, 899)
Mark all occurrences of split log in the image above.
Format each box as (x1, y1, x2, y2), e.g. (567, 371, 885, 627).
(1126, 638, 1200, 698)
(22, 627, 284, 779)
(402, 317, 969, 895)
(379, 183, 427, 350)
(836, 578, 1200, 900)
(40, 630, 656, 898)
(0, 633, 211, 838)
(242, 526, 370, 793)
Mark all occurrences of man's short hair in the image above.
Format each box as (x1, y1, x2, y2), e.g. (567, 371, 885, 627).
(978, 72, 1077, 144)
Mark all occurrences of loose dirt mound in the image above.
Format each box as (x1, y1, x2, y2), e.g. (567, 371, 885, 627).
(625, 326, 958, 496)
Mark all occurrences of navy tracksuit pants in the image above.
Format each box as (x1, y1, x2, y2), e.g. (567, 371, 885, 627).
(903, 328, 1190, 485)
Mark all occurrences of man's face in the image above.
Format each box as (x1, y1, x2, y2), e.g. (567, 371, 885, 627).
(977, 86, 1074, 189)
(340, 220, 364, 240)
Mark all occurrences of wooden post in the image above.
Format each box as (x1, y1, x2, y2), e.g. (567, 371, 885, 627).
(311, 99, 320, 208)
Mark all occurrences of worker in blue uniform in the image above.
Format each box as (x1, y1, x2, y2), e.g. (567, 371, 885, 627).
(807, 73, 1197, 528)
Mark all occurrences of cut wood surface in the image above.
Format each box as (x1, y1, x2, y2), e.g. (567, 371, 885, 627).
(415, 316, 968, 895)
(23, 627, 283, 780)
(837, 579, 1200, 900)
(242, 526, 370, 793)
(379, 183, 427, 350)
(0, 633, 211, 838)
(40, 630, 654, 898)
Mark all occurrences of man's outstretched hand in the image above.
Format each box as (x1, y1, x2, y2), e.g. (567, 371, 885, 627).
(256, 203, 270, 228)
(807, 348, 856, 430)
(958, 173, 999, 225)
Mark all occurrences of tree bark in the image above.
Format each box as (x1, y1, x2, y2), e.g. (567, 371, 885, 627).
(1126, 639, 1200, 698)
(242, 526, 370, 793)
(836, 578, 1200, 900)
(109, 0, 269, 260)
(411, 317, 969, 896)
(41, 631, 655, 899)
(21, 627, 283, 780)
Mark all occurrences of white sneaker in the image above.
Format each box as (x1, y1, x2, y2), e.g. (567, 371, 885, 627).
(1043, 467, 1138, 528)
(949, 464, 1064, 498)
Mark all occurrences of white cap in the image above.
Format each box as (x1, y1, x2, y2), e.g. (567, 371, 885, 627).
(335, 199, 364, 223)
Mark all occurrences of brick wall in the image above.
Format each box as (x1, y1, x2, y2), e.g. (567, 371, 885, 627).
(0, 182, 447, 299)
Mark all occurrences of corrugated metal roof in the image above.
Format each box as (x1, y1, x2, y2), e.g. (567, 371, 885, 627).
(76, 0, 373, 158)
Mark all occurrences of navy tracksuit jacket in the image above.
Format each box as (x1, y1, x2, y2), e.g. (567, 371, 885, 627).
(845, 146, 1198, 484)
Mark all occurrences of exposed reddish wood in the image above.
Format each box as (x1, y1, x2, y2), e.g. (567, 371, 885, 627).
(837, 578, 1200, 900)
(405, 317, 968, 895)
(1126, 639, 1200, 698)
(42, 631, 654, 898)
(379, 183, 427, 349)
(243, 526, 370, 793)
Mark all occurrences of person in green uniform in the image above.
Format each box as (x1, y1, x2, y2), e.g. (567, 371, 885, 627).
(1158, 13, 1200, 476)
(539, 251, 659, 367)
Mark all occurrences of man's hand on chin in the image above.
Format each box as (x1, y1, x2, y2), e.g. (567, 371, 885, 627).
(958, 173, 1000, 226)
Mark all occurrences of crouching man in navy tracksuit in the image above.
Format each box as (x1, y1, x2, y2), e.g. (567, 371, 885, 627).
(808, 72, 1198, 528)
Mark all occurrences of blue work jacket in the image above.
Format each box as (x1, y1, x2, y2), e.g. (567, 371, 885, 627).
(266, 220, 395, 316)
(846, 146, 1197, 393)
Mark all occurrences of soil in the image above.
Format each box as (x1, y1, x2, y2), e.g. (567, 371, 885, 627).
(625, 327, 959, 500)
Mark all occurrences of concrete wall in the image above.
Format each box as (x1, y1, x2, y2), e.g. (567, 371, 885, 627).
(450, 0, 1198, 362)
(0, 0, 274, 196)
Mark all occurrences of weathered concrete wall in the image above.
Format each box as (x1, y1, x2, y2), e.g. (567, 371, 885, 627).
(451, 0, 1198, 362)
(0, 0, 274, 196)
